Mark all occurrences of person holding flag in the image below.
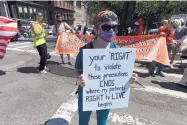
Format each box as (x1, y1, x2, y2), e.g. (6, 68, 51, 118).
(0, 16, 17, 61)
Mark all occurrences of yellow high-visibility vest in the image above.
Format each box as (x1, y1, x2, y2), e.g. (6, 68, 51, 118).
(31, 22, 46, 46)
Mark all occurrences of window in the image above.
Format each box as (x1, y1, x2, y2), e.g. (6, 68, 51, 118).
(76, 1, 81, 9)
(65, 2, 67, 8)
(23, 6, 28, 13)
(67, 2, 69, 8)
(57, 1, 60, 7)
(63, 2, 65, 8)
(61, 1, 64, 8)
(18, 6, 23, 13)
(29, 7, 33, 14)
(70, 3, 72, 9)
(33, 8, 36, 12)
(54, 1, 57, 7)
(10, 5, 18, 18)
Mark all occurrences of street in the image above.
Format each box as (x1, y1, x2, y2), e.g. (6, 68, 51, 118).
(0, 40, 187, 125)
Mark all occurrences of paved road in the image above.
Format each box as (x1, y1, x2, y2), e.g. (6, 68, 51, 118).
(0, 41, 187, 125)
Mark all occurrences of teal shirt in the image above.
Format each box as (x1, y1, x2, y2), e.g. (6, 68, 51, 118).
(75, 42, 116, 73)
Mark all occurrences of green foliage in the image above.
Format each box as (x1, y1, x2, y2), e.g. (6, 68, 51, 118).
(84, 1, 124, 25)
(84, 1, 123, 16)
(135, 1, 187, 18)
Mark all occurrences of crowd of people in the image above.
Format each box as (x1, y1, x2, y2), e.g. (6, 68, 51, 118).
(30, 10, 187, 78)
(30, 10, 138, 125)
(148, 18, 187, 77)
(31, 12, 97, 74)
(17, 8, 187, 124)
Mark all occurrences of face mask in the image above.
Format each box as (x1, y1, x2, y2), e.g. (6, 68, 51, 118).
(99, 30, 116, 42)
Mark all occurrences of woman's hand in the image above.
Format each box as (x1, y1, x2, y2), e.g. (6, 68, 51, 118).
(128, 73, 138, 84)
(77, 74, 86, 87)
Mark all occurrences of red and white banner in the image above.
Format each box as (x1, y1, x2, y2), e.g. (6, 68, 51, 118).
(0, 16, 17, 60)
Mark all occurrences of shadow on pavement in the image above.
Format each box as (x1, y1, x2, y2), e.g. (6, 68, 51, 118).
(0, 70, 6, 76)
(173, 63, 187, 69)
(44, 118, 69, 125)
(47, 62, 76, 78)
(163, 67, 184, 74)
(47, 60, 61, 65)
(17, 67, 38, 74)
(151, 80, 187, 93)
(133, 71, 150, 78)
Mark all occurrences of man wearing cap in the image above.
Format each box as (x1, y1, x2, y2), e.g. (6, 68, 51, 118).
(31, 12, 49, 74)
(53, 14, 75, 65)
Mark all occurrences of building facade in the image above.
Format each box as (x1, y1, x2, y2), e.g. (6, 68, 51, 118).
(74, 1, 87, 27)
(53, 1, 75, 25)
(3, 1, 87, 26)
(0, 1, 10, 17)
(7, 1, 52, 24)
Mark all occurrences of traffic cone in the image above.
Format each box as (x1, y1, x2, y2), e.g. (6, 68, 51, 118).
(179, 68, 187, 87)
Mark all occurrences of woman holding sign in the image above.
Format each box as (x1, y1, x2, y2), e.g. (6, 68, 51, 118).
(75, 10, 137, 125)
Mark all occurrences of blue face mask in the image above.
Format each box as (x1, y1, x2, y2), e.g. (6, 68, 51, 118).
(99, 30, 116, 42)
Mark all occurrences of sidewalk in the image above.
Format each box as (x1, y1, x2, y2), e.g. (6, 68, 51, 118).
(11, 35, 56, 43)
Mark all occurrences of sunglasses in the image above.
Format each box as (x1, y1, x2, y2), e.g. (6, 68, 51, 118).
(101, 24, 118, 32)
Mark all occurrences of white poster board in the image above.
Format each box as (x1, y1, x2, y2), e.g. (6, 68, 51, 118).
(83, 48, 136, 111)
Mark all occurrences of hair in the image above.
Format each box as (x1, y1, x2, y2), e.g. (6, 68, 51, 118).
(94, 10, 118, 29)
(33, 12, 37, 19)
(33, 12, 43, 20)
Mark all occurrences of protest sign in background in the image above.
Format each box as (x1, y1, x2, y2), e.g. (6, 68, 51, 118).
(55, 32, 169, 65)
(83, 48, 136, 111)
(114, 35, 170, 65)
(55, 32, 94, 55)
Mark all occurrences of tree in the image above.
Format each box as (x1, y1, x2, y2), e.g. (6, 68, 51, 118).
(135, 1, 187, 32)
(84, 1, 136, 35)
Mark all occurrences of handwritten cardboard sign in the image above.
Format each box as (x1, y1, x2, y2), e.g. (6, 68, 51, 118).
(83, 48, 136, 111)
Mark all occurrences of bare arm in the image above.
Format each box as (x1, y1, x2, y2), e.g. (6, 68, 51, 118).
(64, 23, 75, 33)
(74, 69, 85, 87)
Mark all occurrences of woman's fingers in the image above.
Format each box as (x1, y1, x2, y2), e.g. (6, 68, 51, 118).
(132, 73, 138, 78)
(78, 74, 86, 87)
(129, 73, 138, 84)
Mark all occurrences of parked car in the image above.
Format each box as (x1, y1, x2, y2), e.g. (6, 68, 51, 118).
(87, 28, 93, 34)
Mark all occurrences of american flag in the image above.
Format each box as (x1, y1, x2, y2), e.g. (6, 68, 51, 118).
(0, 16, 17, 60)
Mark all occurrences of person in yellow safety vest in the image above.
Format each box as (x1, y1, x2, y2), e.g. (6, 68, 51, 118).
(31, 12, 49, 74)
